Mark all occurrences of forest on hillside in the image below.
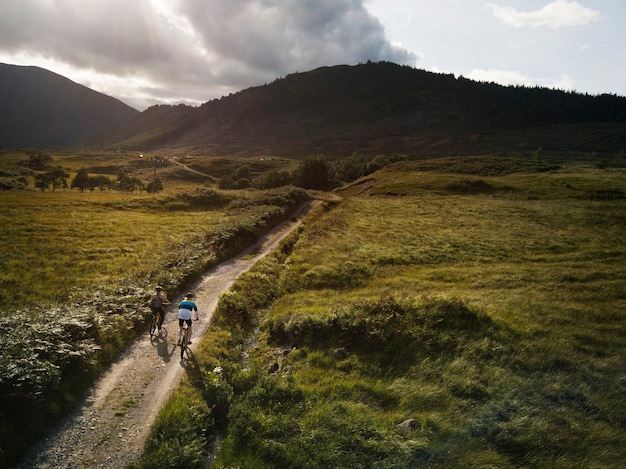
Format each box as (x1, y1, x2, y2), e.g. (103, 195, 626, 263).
(202, 62, 626, 126)
(106, 62, 626, 157)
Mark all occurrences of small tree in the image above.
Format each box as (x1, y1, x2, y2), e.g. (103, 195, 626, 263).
(116, 169, 145, 193)
(231, 177, 251, 189)
(26, 151, 53, 170)
(131, 176, 146, 193)
(146, 177, 164, 193)
(34, 173, 50, 191)
(219, 164, 253, 189)
(253, 170, 292, 189)
(47, 168, 70, 191)
(294, 155, 333, 190)
(91, 175, 113, 192)
(34, 168, 69, 191)
(232, 164, 251, 181)
(71, 168, 90, 192)
(218, 175, 234, 190)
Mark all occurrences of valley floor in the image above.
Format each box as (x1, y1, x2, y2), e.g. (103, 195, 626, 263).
(15, 201, 318, 469)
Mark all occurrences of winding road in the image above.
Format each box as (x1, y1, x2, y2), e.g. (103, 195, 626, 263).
(16, 200, 319, 469)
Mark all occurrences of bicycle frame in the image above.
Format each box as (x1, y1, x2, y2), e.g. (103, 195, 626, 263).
(149, 310, 161, 337)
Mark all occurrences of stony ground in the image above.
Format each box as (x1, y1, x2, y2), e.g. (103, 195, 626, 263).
(16, 201, 318, 469)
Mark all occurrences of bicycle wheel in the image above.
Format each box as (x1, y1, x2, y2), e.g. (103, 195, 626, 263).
(180, 327, 188, 359)
(149, 314, 157, 337)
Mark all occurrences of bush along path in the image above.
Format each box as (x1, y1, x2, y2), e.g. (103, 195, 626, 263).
(15, 200, 321, 469)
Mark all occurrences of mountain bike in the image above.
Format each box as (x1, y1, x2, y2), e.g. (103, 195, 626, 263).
(149, 308, 166, 337)
(180, 323, 190, 359)
(149, 310, 161, 337)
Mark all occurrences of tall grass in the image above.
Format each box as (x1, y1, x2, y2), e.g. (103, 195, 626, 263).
(0, 182, 308, 467)
(140, 158, 625, 467)
(0, 191, 228, 306)
(131, 390, 210, 469)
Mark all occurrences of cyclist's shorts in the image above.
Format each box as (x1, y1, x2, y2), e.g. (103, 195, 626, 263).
(179, 318, 192, 327)
(178, 308, 193, 320)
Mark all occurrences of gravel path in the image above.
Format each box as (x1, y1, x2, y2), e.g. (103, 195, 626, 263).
(16, 201, 318, 469)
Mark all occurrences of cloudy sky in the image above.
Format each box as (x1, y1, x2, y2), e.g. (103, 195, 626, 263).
(0, 0, 623, 110)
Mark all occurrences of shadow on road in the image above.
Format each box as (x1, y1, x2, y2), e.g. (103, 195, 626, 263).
(150, 329, 176, 363)
(180, 350, 203, 384)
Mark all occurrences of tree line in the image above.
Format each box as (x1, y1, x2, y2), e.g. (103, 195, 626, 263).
(218, 152, 406, 191)
(36, 167, 163, 193)
(21, 151, 163, 193)
(10, 150, 406, 193)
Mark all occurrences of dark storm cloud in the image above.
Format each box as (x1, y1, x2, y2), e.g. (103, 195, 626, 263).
(1, 1, 163, 70)
(176, 0, 415, 72)
(0, 0, 418, 108)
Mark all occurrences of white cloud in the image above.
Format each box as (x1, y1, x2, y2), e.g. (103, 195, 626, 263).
(467, 68, 535, 86)
(467, 68, 575, 91)
(173, 0, 417, 76)
(486, 1, 600, 29)
(547, 74, 576, 91)
(1, 0, 622, 108)
(0, 0, 419, 109)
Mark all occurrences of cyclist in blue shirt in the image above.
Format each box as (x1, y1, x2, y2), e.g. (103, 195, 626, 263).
(177, 292, 199, 345)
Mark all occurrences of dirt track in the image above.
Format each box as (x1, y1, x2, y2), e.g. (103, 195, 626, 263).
(16, 201, 319, 469)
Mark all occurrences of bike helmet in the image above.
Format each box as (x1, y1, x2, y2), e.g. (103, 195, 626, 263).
(185, 292, 194, 298)
(155, 285, 162, 291)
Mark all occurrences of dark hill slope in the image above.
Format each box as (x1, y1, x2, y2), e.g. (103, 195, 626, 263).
(0, 63, 139, 149)
(106, 62, 626, 159)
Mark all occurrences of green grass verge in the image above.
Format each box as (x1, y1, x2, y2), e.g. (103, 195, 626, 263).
(136, 157, 625, 468)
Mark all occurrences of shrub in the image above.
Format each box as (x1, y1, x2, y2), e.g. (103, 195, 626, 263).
(213, 291, 251, 329)
(202, 366, 234, 432)
(0, 308, 101, 465)
(0, 176, 29, 190)
(0, 309, 99, 400)
(301, 260, 373, 290)
(266, 296, 500, 373)
(236, 271, 279, 309)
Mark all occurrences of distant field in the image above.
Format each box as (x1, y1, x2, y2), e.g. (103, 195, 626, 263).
(0, 149, 300, 307)
(149, 159, 626, 468)
(0, 190, 229, 307)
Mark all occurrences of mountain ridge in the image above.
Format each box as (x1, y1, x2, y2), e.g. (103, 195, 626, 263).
(0, 63, 139, 149)
(2, 61, 625, 159)
(94, 62, 626, 159)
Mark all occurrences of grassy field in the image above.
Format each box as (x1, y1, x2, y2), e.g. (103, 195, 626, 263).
(0, 149, 309, 466)
(0, 190, 229, 306)
(135, 157, 626, 468)
(0, 149, 303, 308)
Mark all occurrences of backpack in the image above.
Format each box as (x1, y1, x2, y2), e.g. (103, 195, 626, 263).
(151, 294, 163, 309)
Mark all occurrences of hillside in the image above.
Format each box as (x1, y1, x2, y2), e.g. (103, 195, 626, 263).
(2, 61, 625, 160)
(0, 63, 139, 149)
(104, 62, 626, 160)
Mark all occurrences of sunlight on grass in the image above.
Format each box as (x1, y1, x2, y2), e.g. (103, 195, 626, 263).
(0, 179, 309, 467)
(14, 156, 621, 468)
(205, 164, 626, 468)
(0, 191, 227, 306)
